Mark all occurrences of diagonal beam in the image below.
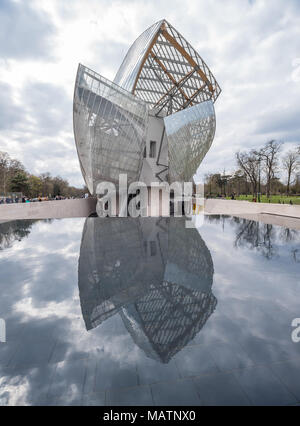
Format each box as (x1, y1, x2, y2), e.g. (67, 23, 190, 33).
(181, 83, 207, 109)
(155, 89, 182, 116)
(149, 51, 190, 102)
(153, 69, 195, 108)
(132, 26, 163, 95)
(146, 59, 184, 110)
(161, 29, 213, 93)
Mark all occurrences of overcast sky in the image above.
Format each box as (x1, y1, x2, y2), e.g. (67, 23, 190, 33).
(0, 0, 300, 187)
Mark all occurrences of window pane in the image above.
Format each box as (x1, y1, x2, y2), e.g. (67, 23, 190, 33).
(150, 141, 156, 158)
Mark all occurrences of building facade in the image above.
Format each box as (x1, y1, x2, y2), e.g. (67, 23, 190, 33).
(73, 20, 221, 200)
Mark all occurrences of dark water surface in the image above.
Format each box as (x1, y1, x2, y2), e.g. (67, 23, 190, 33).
(0, 216, 299, 406)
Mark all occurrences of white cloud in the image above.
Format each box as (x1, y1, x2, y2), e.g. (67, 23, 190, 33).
(0, 0, 300, 186)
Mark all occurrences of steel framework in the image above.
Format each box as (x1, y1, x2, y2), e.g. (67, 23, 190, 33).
(73, 19, 221, 193)
(114, 20, 221, 116)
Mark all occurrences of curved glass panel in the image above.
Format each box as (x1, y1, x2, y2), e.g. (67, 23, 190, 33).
(113, 20, 163, 92)
(164, 100, 216, 182)
(74, 64, 148, 194)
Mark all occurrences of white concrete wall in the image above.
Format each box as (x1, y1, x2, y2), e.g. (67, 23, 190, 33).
(0, 198, 97, 220)
(140, 110, 168, 185)
(204, 199, 300, 230)
(205, 199, 300, 218)
(2, 196, 300, 229)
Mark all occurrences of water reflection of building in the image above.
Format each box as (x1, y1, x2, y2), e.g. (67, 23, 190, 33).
(78, 218, 216, 363)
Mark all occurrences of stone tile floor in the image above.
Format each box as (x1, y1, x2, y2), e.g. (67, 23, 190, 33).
(1, 339, 300, 406)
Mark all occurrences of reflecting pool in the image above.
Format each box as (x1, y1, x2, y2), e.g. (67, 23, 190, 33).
(0, 216, 299, 406)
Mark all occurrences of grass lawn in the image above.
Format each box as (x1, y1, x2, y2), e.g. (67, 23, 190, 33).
(226, 195, 300, 205)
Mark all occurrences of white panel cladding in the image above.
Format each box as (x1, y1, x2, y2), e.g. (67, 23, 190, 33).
(140, 110, 168, 185)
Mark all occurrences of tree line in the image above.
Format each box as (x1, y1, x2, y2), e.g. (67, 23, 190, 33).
(205, 140, 300, 198)
(0, 151, 87, 199)
(206, 215, 300, 262)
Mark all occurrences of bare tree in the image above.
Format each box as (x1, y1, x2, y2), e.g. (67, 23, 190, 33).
(258, 140, 282, 198)
(0, 151, 25, 195)
(204, 173, 214, 195)
(231, 170, 247, 196)
(282, 149, 299, 195)
(0, 151, 10, 194)
(236, 151, 259, 196)
(39, 172, 53, 197)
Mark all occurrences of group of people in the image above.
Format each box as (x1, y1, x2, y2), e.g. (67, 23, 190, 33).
(0, 195, 73, 204)
(0, 196, 39, 204)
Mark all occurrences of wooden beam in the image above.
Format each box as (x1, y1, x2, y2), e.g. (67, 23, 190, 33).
(161, 29, 213, 93)
(132, 27, 163, 95)
(149, 51, 189, 102)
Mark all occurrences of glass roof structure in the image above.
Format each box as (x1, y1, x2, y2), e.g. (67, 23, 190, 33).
(114, 19, 221, 116)
(73, 19, 221, 194)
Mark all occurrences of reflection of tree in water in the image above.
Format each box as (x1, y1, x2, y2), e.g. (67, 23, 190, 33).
(206, 215, 300, 262)
(0, 220, 36, 250)
(279, 227, 298, 244)
(234, 220, 277, 260)
(292, 249, 300, 263)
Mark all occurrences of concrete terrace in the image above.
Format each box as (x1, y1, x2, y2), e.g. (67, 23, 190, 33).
(0, 198, 300, 230)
